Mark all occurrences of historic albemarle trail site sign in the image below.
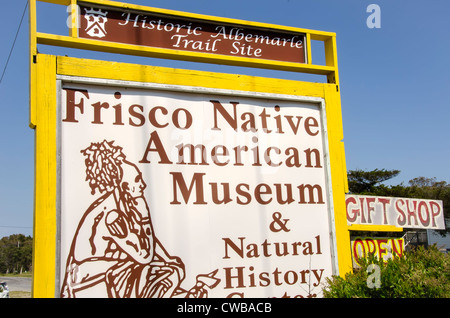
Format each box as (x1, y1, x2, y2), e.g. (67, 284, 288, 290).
(79, 4, 306, 63)
(29, 0, 445, 298)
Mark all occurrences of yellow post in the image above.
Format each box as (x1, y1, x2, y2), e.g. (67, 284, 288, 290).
(323, 83, 352, 275)
(324, 35, 339, 84)
(69, 0, 78, 37)
(29, 0, 37, 128)
(32, 54, 58, 298)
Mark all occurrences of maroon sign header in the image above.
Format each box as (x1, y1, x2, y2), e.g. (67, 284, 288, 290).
(79, 5, 306, 63)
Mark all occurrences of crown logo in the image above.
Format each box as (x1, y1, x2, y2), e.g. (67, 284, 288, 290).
(84, 7, 108, 17)
(84, 7, 108, 38)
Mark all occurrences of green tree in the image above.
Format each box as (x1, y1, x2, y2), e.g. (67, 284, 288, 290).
(0, 234, 33, 274)
(347, 169, 400, 194)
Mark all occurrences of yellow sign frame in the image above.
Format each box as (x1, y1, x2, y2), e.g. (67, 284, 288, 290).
(30, 0, 351, 298)
(30, 0, 340, 83)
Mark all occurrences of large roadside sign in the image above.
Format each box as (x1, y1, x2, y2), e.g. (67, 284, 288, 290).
(30, 0, 350, 298)
(59, 81, 336, 297)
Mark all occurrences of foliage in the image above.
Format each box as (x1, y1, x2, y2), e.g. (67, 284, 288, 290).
(347, 169, 400, 194)
(323, 245, 450, 298)
(0, 234, 33, 274)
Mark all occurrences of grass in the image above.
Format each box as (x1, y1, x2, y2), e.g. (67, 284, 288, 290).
(1, 272, 32, 278)
(9, 291, 31, 298)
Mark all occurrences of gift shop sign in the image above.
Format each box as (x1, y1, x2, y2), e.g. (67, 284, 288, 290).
(78, 4, 306, 63)
(58, 80, 336, 298)
(346, 194, 445, 230)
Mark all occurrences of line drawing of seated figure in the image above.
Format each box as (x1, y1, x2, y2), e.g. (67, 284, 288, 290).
(60, 140, 186, 298)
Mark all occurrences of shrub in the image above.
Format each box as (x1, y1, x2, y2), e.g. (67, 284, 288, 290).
(323, 245, 450, 298)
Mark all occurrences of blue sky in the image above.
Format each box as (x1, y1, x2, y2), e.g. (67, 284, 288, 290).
(0, 0, 449, 238)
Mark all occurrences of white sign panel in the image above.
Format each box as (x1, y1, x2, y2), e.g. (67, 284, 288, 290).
(346, 194, 445, 230)
(58, 79, 336, 298)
